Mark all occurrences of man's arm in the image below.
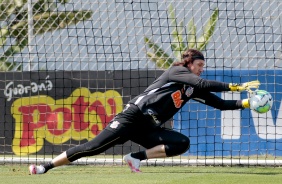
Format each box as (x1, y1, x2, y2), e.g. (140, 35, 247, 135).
(168, 67, 230, 92)
(192, 92, 246, 110)
(169, 66, 260, 92)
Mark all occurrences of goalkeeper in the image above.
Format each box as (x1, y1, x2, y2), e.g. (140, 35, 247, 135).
(29, 49, 260, 174)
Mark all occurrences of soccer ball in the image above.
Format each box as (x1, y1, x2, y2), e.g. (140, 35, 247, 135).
(249, 90, 273, 114)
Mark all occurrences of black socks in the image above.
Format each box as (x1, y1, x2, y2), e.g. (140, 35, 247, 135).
(130, 151, 147, 161)
(43, 162, 55, 173)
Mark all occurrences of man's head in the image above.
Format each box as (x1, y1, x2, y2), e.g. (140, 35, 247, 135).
(173, 49, 205, 76)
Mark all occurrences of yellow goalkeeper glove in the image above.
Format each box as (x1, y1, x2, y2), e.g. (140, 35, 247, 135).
(242, 99, 250, 108)
(229, 80, 260, 92)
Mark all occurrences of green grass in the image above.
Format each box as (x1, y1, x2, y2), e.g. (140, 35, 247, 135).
(1, 165, 282, 184)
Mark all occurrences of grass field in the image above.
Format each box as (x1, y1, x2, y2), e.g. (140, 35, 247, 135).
(1, 164, 282, 184)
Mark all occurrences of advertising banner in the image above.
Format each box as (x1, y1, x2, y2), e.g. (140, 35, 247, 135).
(0, 70, 280, 157)
(0, 71, 162, 156)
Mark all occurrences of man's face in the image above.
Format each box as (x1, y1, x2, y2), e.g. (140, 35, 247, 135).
(187, 59, 205, 76)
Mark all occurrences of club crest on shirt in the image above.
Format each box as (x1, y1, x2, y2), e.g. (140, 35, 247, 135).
(185, 86, 194, 97)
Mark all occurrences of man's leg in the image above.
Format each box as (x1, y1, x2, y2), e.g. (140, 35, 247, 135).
(123, 127, 190, 172)
(123, 144, 166, 173)
(29, 128, 126, 174)
(29, 103, 143, 174)
(135, 127, 190, 158)
(145, 144, 166, 158)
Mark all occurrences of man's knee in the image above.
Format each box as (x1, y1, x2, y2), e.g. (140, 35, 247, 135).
(165, 136, 190, 157)
(182, 136, 190, 151)
(179, 136, 190, 153)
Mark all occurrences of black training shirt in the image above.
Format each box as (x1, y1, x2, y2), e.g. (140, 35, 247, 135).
(129, 66, 243, 126)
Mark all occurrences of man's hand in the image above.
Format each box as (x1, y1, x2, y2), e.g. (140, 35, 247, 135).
(229, 80, 260, 92)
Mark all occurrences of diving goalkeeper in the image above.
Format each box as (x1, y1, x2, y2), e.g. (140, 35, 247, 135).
(29, 49, 260, 174)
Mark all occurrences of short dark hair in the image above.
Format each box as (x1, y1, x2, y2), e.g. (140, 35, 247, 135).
(172, 49, 205, 67)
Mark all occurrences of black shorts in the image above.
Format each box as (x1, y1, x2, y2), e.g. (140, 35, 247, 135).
(105, 103, 154, 135)
(105, 104, 189, 150)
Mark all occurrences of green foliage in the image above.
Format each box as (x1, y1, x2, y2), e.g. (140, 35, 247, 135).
(145, 4, 219, 69)
(0, 0, 93, 71)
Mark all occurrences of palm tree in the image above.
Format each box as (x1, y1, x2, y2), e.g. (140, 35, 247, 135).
(0, 0, 93, 71)
(144, 4, 219, 69)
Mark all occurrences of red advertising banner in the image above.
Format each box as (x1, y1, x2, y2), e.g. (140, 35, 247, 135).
(0, 70, 163, 156)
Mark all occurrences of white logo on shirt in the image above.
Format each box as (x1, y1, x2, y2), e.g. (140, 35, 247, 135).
(147, 109, 161, 124)
(110, 121, 120, 129)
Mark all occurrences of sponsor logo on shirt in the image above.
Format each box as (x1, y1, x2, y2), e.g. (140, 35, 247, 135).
(171, 90, 184, 108)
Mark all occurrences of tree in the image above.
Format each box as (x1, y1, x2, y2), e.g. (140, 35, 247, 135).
(0, 0, 93, 71)
(144, 4, 219, 69)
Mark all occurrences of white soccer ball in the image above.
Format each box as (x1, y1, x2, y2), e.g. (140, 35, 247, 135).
(249, 90, 273, 114)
